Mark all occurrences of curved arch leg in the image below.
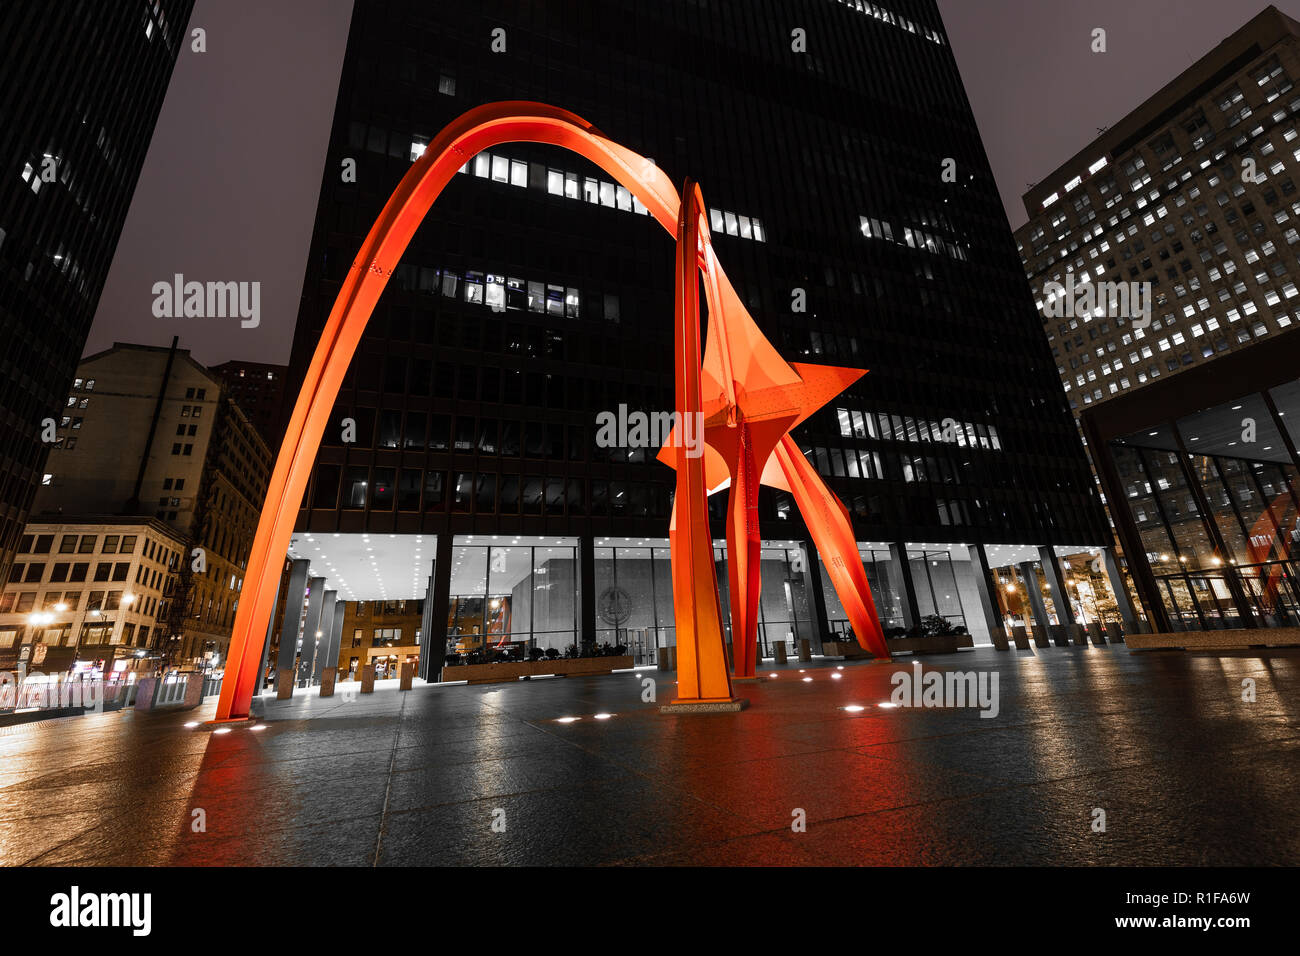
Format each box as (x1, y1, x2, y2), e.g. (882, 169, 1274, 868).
(774, 435, 889, 659)
(217, 102, 690, 720)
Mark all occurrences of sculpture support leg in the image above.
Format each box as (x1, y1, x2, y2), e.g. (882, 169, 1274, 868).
(670, 181, 733, 703)
(775, 435, 889, 659)
(726, 426, 761, 678)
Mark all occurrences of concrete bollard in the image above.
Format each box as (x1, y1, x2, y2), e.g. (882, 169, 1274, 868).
(1087, 622, 1105, 646)
(990, 627, 1010, 650)
(798, 638, 812, 662)
(360, 664, 376, 694)
(1011, 625, 1031, 649)
(399, 660, 414, 690)
(1049, 624, 1070, 647)
(1032, 626, 1051, 648)
(773, 641, 788, 664)
(1107, 622, 1126, 644)
(320, 667, 337, 697)
(657, 646, 671, 672)
(276, 668, 294, 700)
(1068, 623, 1087, 646)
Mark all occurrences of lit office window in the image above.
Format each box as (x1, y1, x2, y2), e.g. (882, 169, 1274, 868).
(485, 274, 505, 312)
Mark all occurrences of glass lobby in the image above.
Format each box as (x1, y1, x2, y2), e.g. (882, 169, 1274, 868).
(1108, 380, 1300, 629)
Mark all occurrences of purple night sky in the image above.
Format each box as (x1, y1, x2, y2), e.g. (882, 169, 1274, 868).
(85, 0, 1300, 367)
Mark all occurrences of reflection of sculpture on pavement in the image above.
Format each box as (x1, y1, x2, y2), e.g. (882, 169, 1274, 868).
(216, 102, 886, 721)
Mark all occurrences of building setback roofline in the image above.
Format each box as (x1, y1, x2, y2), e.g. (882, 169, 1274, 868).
(1021, 4, 1300, 218)
(19, 514, 188, 546)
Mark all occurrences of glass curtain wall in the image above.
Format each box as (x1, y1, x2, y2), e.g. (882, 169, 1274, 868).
(592, 538, 673, 664)
(446, 535, 579, 662)
(1109, 380, 1300, 629)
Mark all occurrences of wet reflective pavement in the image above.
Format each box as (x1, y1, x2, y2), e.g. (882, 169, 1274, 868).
(2, 646, 1298, 866)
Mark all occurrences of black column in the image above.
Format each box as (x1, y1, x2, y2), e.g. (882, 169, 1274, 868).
(251, 562, 281, 693)
(1171, 426, 1258, 628)
(1079, 415, 1172, 632)
(888, 542, 920, 631)
(802, 538, 829, 653)
(1101, 547, 1138, 625)
(1018, 561, 1052, 634)
(1037, 546, 1076, 626)
(580, 533, 596, 653)
(275, 559, 310, 673)
(297, 576, 327, 684)
(425, 536, 452, 682)
(310, 590, 337, 682)
(418, 573, 434, 679)
(966, 544, 1005, 646)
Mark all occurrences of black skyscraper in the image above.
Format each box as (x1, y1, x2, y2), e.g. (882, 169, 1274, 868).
(0, 0, 194, 583)
(284, 0, 1117, 674)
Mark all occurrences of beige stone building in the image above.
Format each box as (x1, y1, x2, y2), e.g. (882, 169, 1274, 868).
(334, 599, 424, 678)
(31, 341, 273, 666)
(0, 517, 185, 673)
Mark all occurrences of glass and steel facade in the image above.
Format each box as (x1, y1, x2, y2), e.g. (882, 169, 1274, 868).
(282, 0, 1111, 675)
(1084, 327, 1300, 631)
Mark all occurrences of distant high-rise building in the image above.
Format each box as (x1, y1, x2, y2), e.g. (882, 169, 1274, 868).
(210, 360, 288, 452)
(1015, 5, 1300, 632)
(33, 341, 273, 665)
(0, 0, 194, 586)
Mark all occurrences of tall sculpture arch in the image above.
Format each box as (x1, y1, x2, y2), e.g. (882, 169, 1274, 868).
(215, 102, 884, 721)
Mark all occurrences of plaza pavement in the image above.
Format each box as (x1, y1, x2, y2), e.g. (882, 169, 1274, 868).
(1, 645, 1297, 866)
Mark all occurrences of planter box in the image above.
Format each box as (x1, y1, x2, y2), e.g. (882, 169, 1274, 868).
(134, 673, 203, 711)
(445, 655, 635, 684)
(886, 633, 974, 655)
(821, 640, 870, 660)
(1125, 627, 1300, 651)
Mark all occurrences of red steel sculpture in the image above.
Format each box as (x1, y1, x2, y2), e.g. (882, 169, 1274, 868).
(215, 102, 886, 721)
